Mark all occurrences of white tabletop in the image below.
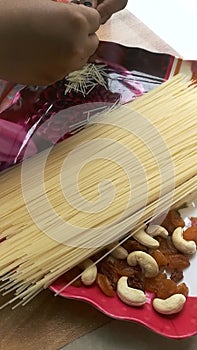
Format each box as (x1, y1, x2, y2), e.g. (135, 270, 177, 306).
(126, 0, 197, 59)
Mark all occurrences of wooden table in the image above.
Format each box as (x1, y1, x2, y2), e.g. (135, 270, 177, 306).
(0, 9, 179, 350)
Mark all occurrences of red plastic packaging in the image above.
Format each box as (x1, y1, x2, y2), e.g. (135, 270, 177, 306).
(0, 42, 196, 172)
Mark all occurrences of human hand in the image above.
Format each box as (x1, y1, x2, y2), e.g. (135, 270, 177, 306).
(0, 0, 100, 85)
(92, 0, 128, 24)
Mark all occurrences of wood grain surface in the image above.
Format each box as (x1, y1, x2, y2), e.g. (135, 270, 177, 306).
(0, 9, 179, 350)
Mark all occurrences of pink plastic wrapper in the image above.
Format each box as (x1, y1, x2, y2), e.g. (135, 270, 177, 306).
(0, 41, 196, 172)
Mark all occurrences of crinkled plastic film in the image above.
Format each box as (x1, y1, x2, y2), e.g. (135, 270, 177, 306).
(0, 42, 196, 172)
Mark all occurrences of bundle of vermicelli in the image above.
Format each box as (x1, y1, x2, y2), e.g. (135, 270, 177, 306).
(0, 74, 196, 308)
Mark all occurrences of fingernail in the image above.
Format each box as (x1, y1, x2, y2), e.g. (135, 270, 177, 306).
(83, 1, 93, 7)
(70, 0, 80, 4)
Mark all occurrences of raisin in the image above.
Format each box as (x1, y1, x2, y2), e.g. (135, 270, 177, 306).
(116, 266, 141, 278)
(155, 279, 178, 299)
(183, 226, 197, 244)
(113, 259, 142, 278)
(96, 273, 115, 297)
(63, 266, 82, 287)
(177, 283, 189, 297)
(127, 275, 145, 291)
(122, 239, 148, 253)
(156, 237, 178, 256)
(144, 273, 167, 293)
(71, 279, 82, 287)
(91, 249, 108, 262)
(151, 250, 168, 269)
(170, 270, 184, 283)
(99, 260, 119, 289)
(167, 254, 190, 271)
(161, 210, 185, 234)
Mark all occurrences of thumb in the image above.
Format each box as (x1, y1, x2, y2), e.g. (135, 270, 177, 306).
(96, 1, 113, 24)
(97, 0, 128, 24)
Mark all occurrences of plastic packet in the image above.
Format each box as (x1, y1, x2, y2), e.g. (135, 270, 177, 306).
(0, 42, 196, 173)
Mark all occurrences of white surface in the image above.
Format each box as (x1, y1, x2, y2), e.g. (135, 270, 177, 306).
(179, 197, 197, 297)
(62, 320, 197, 350)
(126, 0, 197, 59)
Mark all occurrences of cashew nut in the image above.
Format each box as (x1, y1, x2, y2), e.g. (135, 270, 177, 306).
(78, 259, 97, 286)
(127, 251, 159, 277)
(146, 225, 168, 238)
(133, 229, 159, 248)
(107, 242, 128, 260)
(117, 276, 146, 307)
(172, 227, 196, 255)
(153, 294, 186, 315)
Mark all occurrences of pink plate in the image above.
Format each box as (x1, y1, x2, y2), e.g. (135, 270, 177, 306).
(50, 284, 197, 339)
(50, 193, 197, 339)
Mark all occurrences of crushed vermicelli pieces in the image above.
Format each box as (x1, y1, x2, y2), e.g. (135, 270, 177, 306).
(64, 64, 109, 96)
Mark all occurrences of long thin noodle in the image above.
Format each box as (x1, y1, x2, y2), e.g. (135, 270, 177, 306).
(0, 74, 196, 307)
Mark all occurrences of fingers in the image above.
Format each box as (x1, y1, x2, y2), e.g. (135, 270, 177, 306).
(78, 4, 100, 33)
(91, 0, 98, 7)
(50, 1, 100, 69)
(0, 0, 100, 85)
(59, 32, 99, 77)
(86, 32, 99, 57)
(57, 9, 99, 76)
(74, 32, 99, 66)
(97, 0, 128, 24)
(56, 1, 100, 33)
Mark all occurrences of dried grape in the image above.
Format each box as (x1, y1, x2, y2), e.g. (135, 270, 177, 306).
(156, 237, 178, 256)
(62, 266, 82, 287)
(177, 283, 189, 297)
(99, 260, 119, 289)
(144, 273, 167, 293)
(96, 273, 115, 297)
(155, 279, 178, 299)
(122, 239, 148, 253)
(151, 250, 168, 269)
(167, 254, 190, 271)
(161, 210, 185, 234)
(127, 275, 145, 291)
(183, 226, 197, 244)
(170, 270, 184, 283)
